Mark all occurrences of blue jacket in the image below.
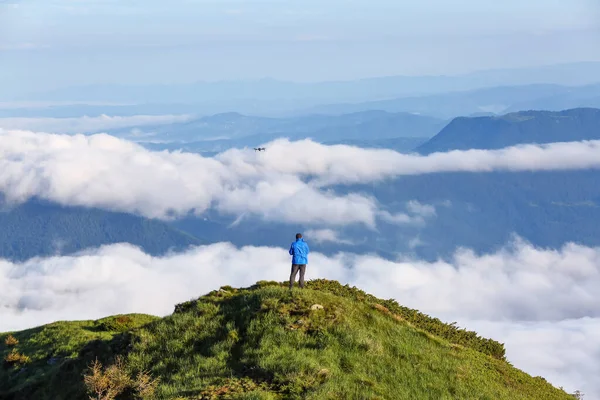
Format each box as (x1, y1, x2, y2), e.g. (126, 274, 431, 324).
(289, 238, 309, 264)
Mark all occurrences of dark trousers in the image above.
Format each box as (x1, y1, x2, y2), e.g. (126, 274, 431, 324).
(289, 264, 306, 289)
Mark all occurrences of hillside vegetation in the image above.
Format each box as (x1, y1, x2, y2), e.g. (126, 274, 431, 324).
(0, 280, 577, 399)
(0, 199, 203, 261)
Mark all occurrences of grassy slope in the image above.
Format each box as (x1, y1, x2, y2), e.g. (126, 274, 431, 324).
(1, 280, 575, 400)
(0, 314, 159, 399)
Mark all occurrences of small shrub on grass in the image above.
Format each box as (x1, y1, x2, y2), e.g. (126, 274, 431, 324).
(134, 370, 160, 398)
(83, 356, 159, 400)
(199, 377, 272, 400)
(4, 334, 18, 347)
(95, 316, 136, 333)
(252, 281, 281, 289)
(234, 391, 278, 400)
(84, 357, 132, 400)
(4, 350, 31, 367)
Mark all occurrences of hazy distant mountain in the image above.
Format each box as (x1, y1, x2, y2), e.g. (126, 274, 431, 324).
(310, 111, 447, 140)
(505, 85, 600, 113)
(416, 108, 600, 154)
(110, 111, 447, 150)
(11, 62, 600, 115)
(0, 103, 201, 119)
(302, 84, 600, 119)
(0, 199, 202, 261)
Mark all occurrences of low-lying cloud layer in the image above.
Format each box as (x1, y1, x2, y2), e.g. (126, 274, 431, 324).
(1, 239, 598, 397)
(468, 318, 600, 398)
(235, 138, 600, 186)
(1, 130, 600, 227)
(0, 115, 191, 134)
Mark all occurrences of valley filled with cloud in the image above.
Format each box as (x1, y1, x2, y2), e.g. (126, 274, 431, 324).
(1, 128, 599, 397)
(1, 129, 600, 226)
(0, 239, 598, 396)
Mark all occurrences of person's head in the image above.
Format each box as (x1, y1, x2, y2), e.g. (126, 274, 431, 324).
(296, 233, 302, 240)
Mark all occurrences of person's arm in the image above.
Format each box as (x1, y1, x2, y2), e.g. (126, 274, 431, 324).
(305, 242, 309, 254)
(289, 243, 294, 256)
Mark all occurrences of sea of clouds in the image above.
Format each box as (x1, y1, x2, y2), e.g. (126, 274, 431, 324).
(0, 239, 598, 397)
(1, 129, 600, 227)
(1, 129, 599, 397)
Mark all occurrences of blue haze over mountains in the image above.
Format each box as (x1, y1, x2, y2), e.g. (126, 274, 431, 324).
(110, 111, 446, 155)
(3, 62, 600, 120)
(2, 104, 600, 262)
(11, 62, 600, 105)
(1, 63, 600, 262)
(164, 108, 600, 262)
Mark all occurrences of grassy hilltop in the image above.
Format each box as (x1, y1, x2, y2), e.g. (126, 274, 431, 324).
(0, 280, 577, 400)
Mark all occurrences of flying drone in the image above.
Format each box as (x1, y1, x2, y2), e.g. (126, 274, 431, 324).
(253, 147, 266, 152)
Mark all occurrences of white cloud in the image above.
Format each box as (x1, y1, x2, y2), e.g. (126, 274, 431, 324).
(466, 318, 600, 398)
(213, 178, 380, 227)
(304, 229, 353, 245)
(0, 130, 406, 227)
(438, 199, 452, 208)
(348, 238, 600, 323)
(0, 130, 599, 227)
(0, 130, 380, 226)
(378, 210, 425, 225)
(408, 236, 426, 249)
(0, 115, 192, 134)
(406, 200, 436, 217)
(0, 239, 598, 397)
(376, 201, 438, 226)
(228, 138, 600, 186)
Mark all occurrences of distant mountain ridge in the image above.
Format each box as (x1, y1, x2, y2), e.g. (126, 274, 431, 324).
(3, 82, 600, 121)
(301, 84, 600, 119)
(416, 107, 600, 154)
(16, 62, 600, 106)
(108, 110, 446, 154)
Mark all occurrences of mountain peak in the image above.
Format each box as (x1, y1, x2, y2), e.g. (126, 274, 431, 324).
(0, 279, 576, 399)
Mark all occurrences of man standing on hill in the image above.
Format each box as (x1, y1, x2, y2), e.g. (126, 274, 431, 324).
(289, 233, 309, 289)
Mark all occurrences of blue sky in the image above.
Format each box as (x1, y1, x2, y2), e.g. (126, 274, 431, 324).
(1, 0, 599, 93)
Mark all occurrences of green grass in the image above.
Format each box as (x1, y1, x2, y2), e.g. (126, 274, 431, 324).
(0, 314, 158, 399)
(0, 280, 577, 400)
